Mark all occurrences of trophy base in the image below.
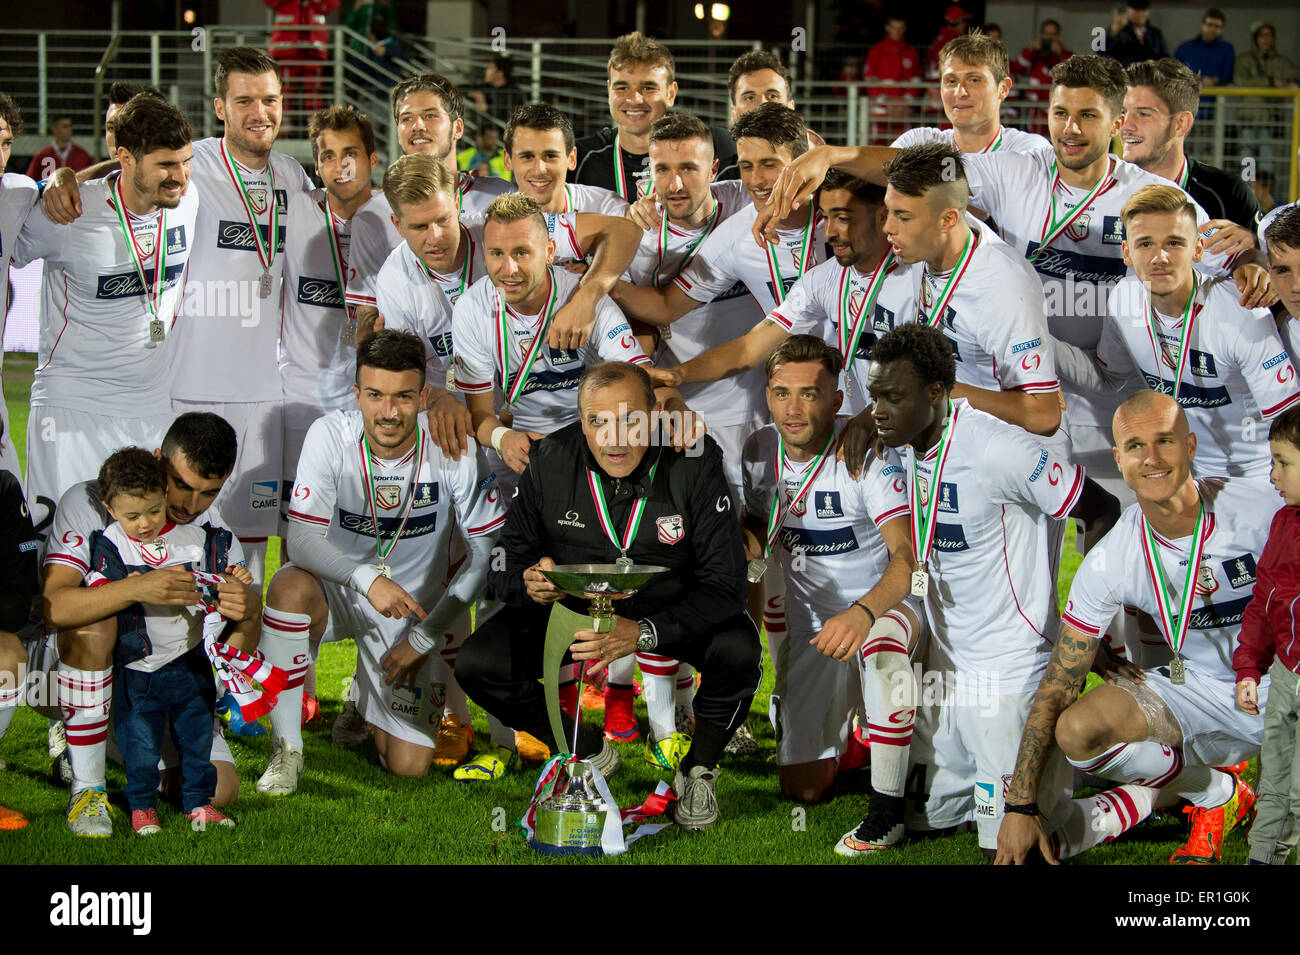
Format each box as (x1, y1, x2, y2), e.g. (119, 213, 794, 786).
(531, 806, 609, 856)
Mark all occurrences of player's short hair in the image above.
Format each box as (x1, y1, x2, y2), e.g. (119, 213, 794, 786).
(308, 105, 376, 164)
(108, 81, 164, 107)
(483, 193, 548, 242)
(729, 103, 809, 161)
(110, 95, 194, 160)
(939, 30, 1011, 84)
(1126, 58, 1201, 117)
(391, 72, 464, 126)
(0, 92, 23, 136)
(1051, 54, 1128, 117)
(214, 47, 281, 100)
(1120, 183, 1197, 229)
(382, 153, 458, 217)
(98, 447, 168, 505)
(356, 330, 427, 384)
(578, 361, 656, 415)
(504, 102, 575, 154)
(883, 143, 969, 212)
(1270, 405, 1300, 451)
(608, 31, 675, 85)
(648, 111, 713, 154)
(821, 168, 886, 207)
(727, 50, 792, 104)
(1265, 205, 1300, 258)
(161, 413, 238, 480)
(870, 324, 957, 392)
(764, 334, 843, 382)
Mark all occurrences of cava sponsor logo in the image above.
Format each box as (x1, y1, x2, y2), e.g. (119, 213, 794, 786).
(250, 480, 280, 510)
(871, 304, 896, 335)
(1010, 337, 1042, 355)
(339, 509, 439, 538)
(165, 225, 187, 255)
(412, 482, 438, 508)
(297, 277, 344, 309)
(936, 482, 958, 513)
(557, 509, 586, 529)
(391, 684, 422, 717)
(49, 885, 152, 935)
(974, 780, 997, 817)
(96, 264, 186, 300)
(1101, 215, 1125, 245)
(1029, 449, 1050, 482)
(1224, 553, 1257, 589)
(1189, 350, 1217, 379)
(1264, 352, 1290, 371)
(814, 491, 843, 519)
(215, 220, 287, 254)
(547, 346, 580, 367)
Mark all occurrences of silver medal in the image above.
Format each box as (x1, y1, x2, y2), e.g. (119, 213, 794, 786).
(910, 569, 929, 597)
(259, 270, 272, 299)
(746, 557, 767, 584)
(339, 321, 356, 346)
(1169, 654, 1186, 686)
(149, 319, 165, 343)
(445, 368, 456, 392)
(377, 563, 392, 579)
(615, 554, 634, 569)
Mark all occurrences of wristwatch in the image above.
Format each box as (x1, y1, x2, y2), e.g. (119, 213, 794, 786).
(636, 619, 658, 652)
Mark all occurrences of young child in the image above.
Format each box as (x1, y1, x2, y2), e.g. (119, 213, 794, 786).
(1234, 406, 1300, 864)
(88, 448, 257, 836)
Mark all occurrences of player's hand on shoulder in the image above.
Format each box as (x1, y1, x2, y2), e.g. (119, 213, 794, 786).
(42, 167, 83, 224)
(128, 566, 202, 606)
(500, 429, 544, 473)
(365, 576, 427, 621)
(1200, 219, 1255, 258)
(994, 813, 1058, 866)
(523, 556, 565, 605)
(428, 391, 472, 460)
(1232, 262, 1277, 309)
(1236, 678, 1259, 715)
(380, 636, 429, 689)
(626, 193, 662, 231)
(838, 408, 879, 480)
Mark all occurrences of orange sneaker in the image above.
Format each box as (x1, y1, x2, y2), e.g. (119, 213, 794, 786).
(581, 685, 605, 711)
(514, 730, 551, 764)
(604, 686, 639, 741)
(0, 805, 28, 830)
(431, 714, 475, 768)
(1170, 774, 1255, 865)
(1213, 761, 1250, 776)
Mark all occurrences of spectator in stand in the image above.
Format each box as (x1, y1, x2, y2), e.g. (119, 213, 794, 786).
(1013, 20, 1072, 135)
(1236, 21, 1299, 90)
(863, 15, 922, 144)
(264, 0, 340, 128)
(1105, 0, 1170, 68)
(458, 124, 507, 178)
(25, 116, 92, 181)
(983, 24, 1002, 42)
(344, 0, 397, 54)
(925, 5, 972, 80)
(368, 19, 409, 72)
(1175, 9, 1233, 89)
(467, 54, 527, 124)
(1250, 169, 1278, 217)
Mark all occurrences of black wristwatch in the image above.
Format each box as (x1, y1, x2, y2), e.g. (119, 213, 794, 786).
(636, 619, 658, 652)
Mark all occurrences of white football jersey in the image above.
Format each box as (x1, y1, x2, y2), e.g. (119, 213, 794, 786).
(281, 187, 370, 416)
(1063, 478, 1277, 681)
(557, 182, 630, 217)
(1097, 275, 1300, 478)
(891, 124, 1054, 157)
(45, 478, 241, 576)
(628, 184, 765, 428)
(675, 202, 827, 316)
(0, 173, 39, 351)
(346, 172, 511, 312)
(286, 410, 506, 604)
(14, 174, 200, 416)
(743, 419, 910, 634)
(376, 223, 486, 389)
(769, 255, 915, 416)
(960, 152, 1231, 427)
(451, 266, 650, 434)
(171, 137, 313, 403)
(897, 399, 1084, 694)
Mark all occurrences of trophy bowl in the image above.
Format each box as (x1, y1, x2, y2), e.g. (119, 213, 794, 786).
(540, 563, 670, 607)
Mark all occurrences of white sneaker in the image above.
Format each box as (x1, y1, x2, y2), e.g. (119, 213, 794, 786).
(257, 737, 304, 795)
(67, 787, 113, 838)
(48, 720, 67, 758)
(331, 700, 370, 747)
(673, 764, 720, 830)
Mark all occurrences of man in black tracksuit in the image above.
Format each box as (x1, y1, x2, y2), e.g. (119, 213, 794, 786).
(456, 362, 761, 830)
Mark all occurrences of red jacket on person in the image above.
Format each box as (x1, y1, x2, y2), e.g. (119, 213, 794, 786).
(863, 38, 921, 98)
(264, 0, 340, 57)
(1233, 504, 1300, 683)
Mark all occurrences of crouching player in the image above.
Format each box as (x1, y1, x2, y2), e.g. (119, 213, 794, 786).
(256, 331, 506, 790)
(740, 335, 922, 851)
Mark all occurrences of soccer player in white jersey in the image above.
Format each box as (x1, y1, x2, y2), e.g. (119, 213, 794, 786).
(504, 103, 628, 218)
(42, 413, 261, 836)
(347, 74, 513, 333)
(890, 32, 1052, 157)
(1054, 185, 1299, 484)
(13, 94, 199, 539)
(1265, 206, 1300, 362)
(998, 392, 1271, 865)
(756, 54, 1268, 504)
(0, 94, 40, 485)
(740, 336, 920, 841)
(866, 323, 1083, 855)
(256, 331, 505, 792)
(167, 48, 314, 584)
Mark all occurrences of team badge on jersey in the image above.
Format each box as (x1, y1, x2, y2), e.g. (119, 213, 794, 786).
(374, 484, 402, 510)
(917, 475, 930, 506)
(133, 228, 157, 258)
(1224, 554, 1257, 589)
(1195, 563, 1218, 596)
(139, 539, 168, 566)
(814, 491, 843, 519)
(1101, 216, 1125, 245)
(1160, 338, 1181, 371)
(1064, 212, 1090, 242)
(248, 188, 268, 214)
(656, 514, 685, 544)
(787, 487, 807, 517)
(547, 346, 580, 367)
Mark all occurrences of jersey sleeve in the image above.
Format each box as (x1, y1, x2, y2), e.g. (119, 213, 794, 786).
(286, 417, 342, 530)
(44, 484, 108, 574)
(768, 268, 829, 334)
(974, 413, 1083, 519)
(11, 199, 65, 269)
(552, 212, 586, 261)
(978, 266, 1058, 393)
(960, 152, 1033, 230)
(450, 286, 497, 394)
(344, 208, 393, 309)
(375, 256, 419, 334)
(674, 225, 738, 304)
(1094, 302, 1139, 380)
(445, 442, 507, 539)
(591, 297, 650, 364)
(1230, 308, 1300, 419)
(1060, 538, 1126, 638)
(861, 453, 911, 528)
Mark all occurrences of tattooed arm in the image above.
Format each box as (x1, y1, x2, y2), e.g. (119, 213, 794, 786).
(994, 623, 1099, 865)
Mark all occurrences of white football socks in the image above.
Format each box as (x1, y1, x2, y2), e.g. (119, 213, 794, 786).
(58, 663, 112, 793)
(860, 613, 914, 798)
(1068, 740, 1233, 808)
(260, 607, 311, 750)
